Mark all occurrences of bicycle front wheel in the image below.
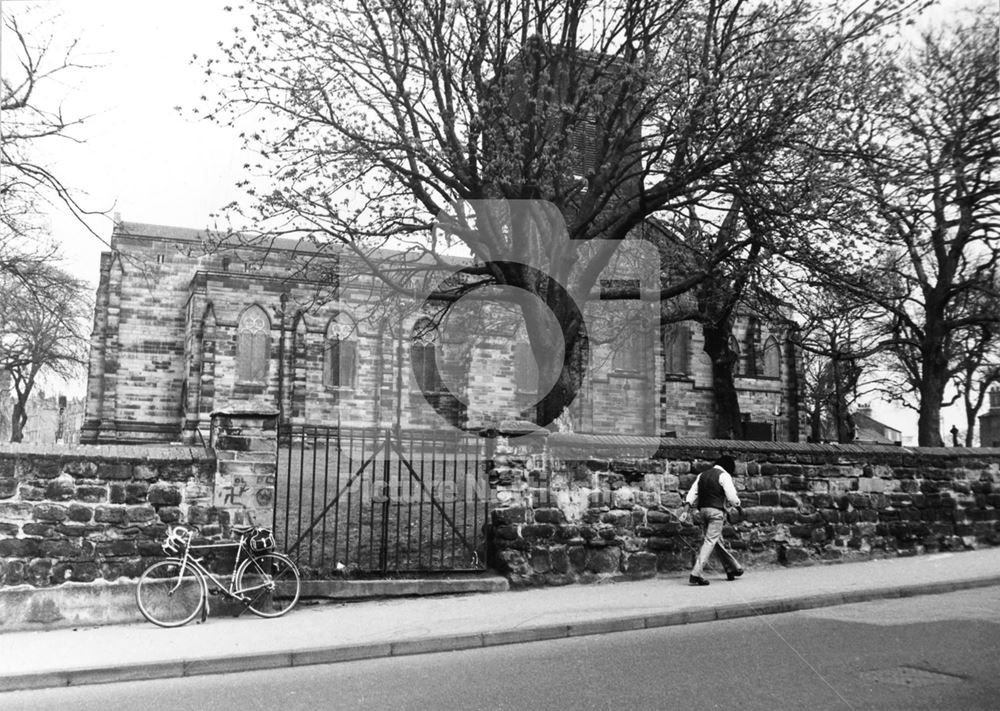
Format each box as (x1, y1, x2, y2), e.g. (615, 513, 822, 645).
(135, 559, 206, 628)
(234, 552, 301, 618)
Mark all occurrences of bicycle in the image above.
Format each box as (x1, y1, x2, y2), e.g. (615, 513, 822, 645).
(135, 525, 301, 628)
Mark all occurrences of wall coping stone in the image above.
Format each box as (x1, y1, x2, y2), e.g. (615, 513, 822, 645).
(0, 443, 213, 461)
(547, 433, 1000, 461)
(479, 420, 551, 438)
(211, 405, 280, 417)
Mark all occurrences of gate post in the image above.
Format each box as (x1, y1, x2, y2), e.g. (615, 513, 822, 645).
(483, 420, 549, 578)
(378, 428, 393, 573)
(210, 405, 280, 532)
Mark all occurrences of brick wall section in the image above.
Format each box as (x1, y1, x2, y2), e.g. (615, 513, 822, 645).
(487, 433, 1000, 586)
(0, 443, 215, 587)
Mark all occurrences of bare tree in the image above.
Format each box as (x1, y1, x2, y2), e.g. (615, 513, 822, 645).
(649, 199, 766, 438)
(0, 266, 90, 442)
(652, 106, 887, 438)
(839, 13, 1000, 445)
(1, 6, 104, 282)
(788, 283, 890, 442)
(950, 322, 1000, 446)
(203, 0, 923, 427)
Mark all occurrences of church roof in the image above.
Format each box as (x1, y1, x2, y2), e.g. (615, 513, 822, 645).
(112, 220, 482, 270)
(113, 220, 332, 255)
(854, 411, 902, 443)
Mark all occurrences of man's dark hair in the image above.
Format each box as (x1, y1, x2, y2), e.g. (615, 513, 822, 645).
(714, 455, 736, 475)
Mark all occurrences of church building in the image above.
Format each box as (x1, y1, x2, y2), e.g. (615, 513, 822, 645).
(80, 220, 800, 444)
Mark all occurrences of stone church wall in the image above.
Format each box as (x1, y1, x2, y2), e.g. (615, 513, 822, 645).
(82, 225, 342, 443)
(81, 222, 800, 444)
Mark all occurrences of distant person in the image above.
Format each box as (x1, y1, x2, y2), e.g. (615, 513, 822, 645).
(681, 455, 744, 586)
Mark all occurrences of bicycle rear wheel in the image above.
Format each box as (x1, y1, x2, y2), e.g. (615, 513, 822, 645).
(135, 559, 206, 628)
(234, 552, 301, 618)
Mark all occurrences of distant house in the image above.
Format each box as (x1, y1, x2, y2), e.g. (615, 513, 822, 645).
(20, 393, 85, 445)
(980, 388, 1000, 448)
(0, 385, 85, 445)
(853, 406, 903, 445)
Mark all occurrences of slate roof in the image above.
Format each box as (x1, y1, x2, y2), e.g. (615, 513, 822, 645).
(112, 221, 471, 266)
(854, 412, 902, 444)
(114, 221, 330, 254)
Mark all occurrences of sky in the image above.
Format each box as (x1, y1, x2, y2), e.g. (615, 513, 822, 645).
(0, 0, 990, 441)
(3, 1, 244, 272)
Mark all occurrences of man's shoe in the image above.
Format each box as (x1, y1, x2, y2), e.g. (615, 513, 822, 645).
(726, 569, 744, 581)
(688, 575, 710, 586)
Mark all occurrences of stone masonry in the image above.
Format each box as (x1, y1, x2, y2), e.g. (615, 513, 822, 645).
(210, 407, 279, 530)
(0, 409, 278, 591)
(81, 220, 799, 445)
(0, 443, 214, 588)
(4, 406, 1000, 628)
(487, 432, 1000, 586)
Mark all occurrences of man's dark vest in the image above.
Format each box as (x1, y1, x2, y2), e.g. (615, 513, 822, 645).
(697, 467, 727, 510)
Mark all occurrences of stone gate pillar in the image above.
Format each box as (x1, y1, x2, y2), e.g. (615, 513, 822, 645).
(483, 420, 550, 580)
(210, 405, 279, 530)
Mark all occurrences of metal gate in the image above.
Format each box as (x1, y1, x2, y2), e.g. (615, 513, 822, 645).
(275, 425, 488, 576)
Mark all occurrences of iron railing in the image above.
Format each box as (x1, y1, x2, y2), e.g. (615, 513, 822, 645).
(275, 425, 488, 576)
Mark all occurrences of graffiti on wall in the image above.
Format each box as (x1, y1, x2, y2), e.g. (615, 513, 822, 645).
(213, 472, 276, 528)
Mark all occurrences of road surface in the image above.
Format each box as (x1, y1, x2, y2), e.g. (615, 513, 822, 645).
(8, 586, 1000, 710)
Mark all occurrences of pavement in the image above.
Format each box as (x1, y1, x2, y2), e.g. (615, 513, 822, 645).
(2, 548, 1000, 693)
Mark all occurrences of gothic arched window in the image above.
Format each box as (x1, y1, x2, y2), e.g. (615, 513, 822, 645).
(514, 341, 539, 394)
(663, 324, 691, 376)
(729, 335, 742, 376)
(236, 305, 270, 383)
(411, 318, 444, 393)
(323, 313, 358, 390)
(762, 335, 781, 379)
(745, 318, 761, 377)
(612, 330, 646, 374)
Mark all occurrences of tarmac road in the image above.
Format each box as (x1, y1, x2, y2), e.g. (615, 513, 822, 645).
(9, 586, 1000, 711)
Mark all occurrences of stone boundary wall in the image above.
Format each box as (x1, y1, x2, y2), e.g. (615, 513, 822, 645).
(0, 409, 278, 593)
(0, 409, 279, 630)
(0, 443, 215, 590)
(487, 433, 1000, 586)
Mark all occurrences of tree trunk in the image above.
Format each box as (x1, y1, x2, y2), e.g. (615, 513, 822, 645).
(809, 402, 823, 442)
(831, 359, 845, 442)
(963, 378, 996, 447)
(9, 370, 37, 444)
(917, 368, 947, 446)
(785, 326, 802, 442)
(535, 345, 584, 428)
(526, 289, 588, 430)
(10, 400, 27, 443)
(965, 403, 977, 447)
(831, 359, 856, 443)
(702, 320, 742, 439)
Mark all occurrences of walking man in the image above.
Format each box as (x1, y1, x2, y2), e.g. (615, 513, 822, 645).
(682, 455, 744, 586)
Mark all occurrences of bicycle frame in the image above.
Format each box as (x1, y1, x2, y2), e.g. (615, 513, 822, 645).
(137, 525, 301, 628)
(172, 538, 275, 609)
